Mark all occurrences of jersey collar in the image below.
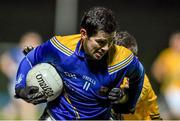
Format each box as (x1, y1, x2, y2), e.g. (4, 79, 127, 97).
(75, 40, 86, 58)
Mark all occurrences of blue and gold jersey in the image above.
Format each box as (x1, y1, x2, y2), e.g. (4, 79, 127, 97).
(16, 34, 144, 120)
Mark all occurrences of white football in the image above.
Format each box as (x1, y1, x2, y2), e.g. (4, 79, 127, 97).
(26, 63, 63, 102)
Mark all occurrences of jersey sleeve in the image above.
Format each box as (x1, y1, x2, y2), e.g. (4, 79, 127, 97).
(15, 39, 60, 89)
(126, 56, 144, 110)
(112, 56, 145, 114)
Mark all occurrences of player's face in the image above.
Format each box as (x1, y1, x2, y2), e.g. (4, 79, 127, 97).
(81, 29, 116, 60)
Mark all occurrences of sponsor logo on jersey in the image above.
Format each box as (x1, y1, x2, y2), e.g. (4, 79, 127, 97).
(16, 74, 24, 84)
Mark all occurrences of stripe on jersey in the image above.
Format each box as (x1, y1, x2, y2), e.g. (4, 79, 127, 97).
(64, 94, 80, 119)
(50, 37, 73, 56)
(108, 54, 134, 74)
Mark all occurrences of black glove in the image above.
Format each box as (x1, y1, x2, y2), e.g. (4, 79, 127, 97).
(108, 88, 125, 104)
(15, 86, 47, 105)
(23, 46, 34, 55)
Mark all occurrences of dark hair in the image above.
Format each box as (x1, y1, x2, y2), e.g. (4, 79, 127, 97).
(115, 31, 138, 55)
(80, 7, 117, 37)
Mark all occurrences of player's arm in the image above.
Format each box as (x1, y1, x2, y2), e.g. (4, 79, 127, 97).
(125, 57, 144, 111)
(15, 51, 48, 104)
(15, 40, 55, 104)
(112, 57, 144, 114)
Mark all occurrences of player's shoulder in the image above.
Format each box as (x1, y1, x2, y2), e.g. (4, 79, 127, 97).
(49, 34, 81, 56)
(108, 45, 134, 74)
(53, 34, 80, 51)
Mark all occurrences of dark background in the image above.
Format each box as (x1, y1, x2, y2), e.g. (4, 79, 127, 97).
(1, 0, 180, 93)
(78, 0, 180, 92)
(0, 0, 55, 43)
(0, 0, 56, 92)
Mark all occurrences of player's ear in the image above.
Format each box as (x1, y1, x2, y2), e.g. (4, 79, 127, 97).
(80, 28, 88, 40)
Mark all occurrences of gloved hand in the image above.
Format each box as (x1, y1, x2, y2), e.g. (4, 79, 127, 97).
(23, 46, 34, 55)
(15, 86, 47, 105)
(108, 88, 125, 104)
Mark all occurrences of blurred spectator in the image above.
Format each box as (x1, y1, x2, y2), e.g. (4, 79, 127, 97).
(0, 32, 42, 119)
(152, 31, 180, 119)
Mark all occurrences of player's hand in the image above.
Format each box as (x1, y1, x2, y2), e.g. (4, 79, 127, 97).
(108, 88, 125, 104)
(15, 86, 47, 105)
(23, 46, 34, 55)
